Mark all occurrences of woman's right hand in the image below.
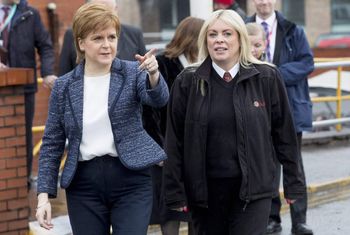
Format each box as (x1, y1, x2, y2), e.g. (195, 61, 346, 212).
(35, 193, 54, 230)
(172, 206, 189, 213)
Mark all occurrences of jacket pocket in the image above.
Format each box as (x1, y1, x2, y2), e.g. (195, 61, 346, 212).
(292, 100, 312, 129)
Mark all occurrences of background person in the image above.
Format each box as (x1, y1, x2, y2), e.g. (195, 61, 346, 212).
(35, 3, 169, 234)
(247, 0, 315, 234)
(163, 9, 306, 235)
(58, 0, 146, 76)
(213, 0, 246, 19)
(246, 22, 267, 61)
(0, 0, 57, 187)
(143, 16, 204, 235)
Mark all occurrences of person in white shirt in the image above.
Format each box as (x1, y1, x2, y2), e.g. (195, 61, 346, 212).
(35, 3, 169, 235)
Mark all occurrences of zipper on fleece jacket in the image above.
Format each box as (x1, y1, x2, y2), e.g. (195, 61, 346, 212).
(232, 81, 251, 206)
(243, 200, 250, 211)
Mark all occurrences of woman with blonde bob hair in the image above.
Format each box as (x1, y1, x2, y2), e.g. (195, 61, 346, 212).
(163, 9, 306, 235)
(197, 9, 262, 67)
(36, 2, 169, 235)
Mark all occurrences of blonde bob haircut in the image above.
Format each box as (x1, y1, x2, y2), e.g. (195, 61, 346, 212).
(198, 10, 265, 67)
(72, 2, 121, 63)
(246, 22, 266, 41)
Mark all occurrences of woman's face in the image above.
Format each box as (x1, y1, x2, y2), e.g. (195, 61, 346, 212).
(78, 26, 118, 68)
(249, 32, 266, 59)
(206, 19, 240, 70)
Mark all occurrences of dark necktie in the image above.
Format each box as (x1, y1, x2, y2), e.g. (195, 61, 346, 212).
(1, 6, 10, 49)
(223, 72, 233, 82)
(261, 21, 271, 62)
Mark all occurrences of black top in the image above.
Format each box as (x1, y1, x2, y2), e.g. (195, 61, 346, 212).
(206, 69, 241, 178)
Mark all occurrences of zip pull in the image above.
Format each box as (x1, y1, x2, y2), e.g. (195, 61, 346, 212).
(242, 200, 250, 211)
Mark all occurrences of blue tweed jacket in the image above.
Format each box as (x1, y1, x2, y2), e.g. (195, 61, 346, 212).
(37, 58, 169, 198)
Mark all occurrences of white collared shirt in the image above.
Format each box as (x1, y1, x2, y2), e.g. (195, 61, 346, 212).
(212, 61, 239, 80)
(256, 12, 277, 62)
(178, 54, 190, 68)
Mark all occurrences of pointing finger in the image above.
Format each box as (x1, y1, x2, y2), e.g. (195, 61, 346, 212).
(135, 48, 157, 64)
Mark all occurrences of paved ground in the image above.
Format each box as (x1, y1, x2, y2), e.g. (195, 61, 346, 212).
(277, 195, 350, 235)
(28, 137, 350, 235)
(301, 139, 350, 185)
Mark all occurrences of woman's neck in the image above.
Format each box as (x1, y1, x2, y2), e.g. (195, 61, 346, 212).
(84, 62, 111, 77)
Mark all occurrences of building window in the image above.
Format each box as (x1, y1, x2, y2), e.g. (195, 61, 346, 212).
(159, 0, 190, 39)
(282, 0, 305, 26)
(331, 0, 350, 32)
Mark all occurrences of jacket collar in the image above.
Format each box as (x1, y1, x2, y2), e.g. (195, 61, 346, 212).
(195, 56, 260, 84)
(246, 11, 295, 35)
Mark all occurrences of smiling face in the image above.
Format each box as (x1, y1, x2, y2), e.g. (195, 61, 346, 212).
(78, 26, 118, 71)
(252, 0, 276, 19)
(206, 19, 240, 70)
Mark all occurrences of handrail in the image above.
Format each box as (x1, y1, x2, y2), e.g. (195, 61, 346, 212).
(314, 60, 350, 69)
(314, 57, 350, 63)
(313, 117, 350, 128)
(312, 59, 350, 131)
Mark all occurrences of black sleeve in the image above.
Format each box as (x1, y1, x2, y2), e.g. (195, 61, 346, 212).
(163, 73, 190, 209)
(58, 28, 77, 76)
(270, 69, 306, 199)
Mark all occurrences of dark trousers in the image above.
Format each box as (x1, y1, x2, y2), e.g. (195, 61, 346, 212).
(25, 92, 35, 182)
(269, 133, 307, 226)
(191, 178, 271, 235)
(66, 156, 152, 235)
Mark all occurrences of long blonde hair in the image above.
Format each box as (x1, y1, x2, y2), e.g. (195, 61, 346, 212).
(198, 10, 266, 68)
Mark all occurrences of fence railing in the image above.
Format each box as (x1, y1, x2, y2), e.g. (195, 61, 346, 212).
(311, 59, 350, 131)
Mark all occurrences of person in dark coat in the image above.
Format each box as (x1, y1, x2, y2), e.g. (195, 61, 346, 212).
(143, 16, 204, 235)
(58, 0, 146, 76)
(0, 0, 56, 187)
(163, 9, 306, 235)
(35, 3, 168, 234)
(246, 0, 314, 234)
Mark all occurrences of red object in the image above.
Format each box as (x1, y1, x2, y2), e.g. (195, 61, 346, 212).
(317, 37, 350, 48)
(183, 206, 189, 213)
(214, 0, 233, 6)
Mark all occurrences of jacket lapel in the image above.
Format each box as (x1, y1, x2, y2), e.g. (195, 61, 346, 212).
(108, 59, 125, 112)
(68, 64, 84, 132)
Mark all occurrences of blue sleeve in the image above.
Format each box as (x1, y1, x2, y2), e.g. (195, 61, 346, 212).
(33, 7, 55, 77)
(37, 80, 66, 198)
(136, 69, 169, 108)
(278, 26, 314, 86)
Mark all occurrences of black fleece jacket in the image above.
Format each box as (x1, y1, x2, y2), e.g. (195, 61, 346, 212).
(163, 57, 306, 209)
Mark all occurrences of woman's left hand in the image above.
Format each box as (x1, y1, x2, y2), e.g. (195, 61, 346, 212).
(135, 48, 160, 88)
(285, 198, 296, 204)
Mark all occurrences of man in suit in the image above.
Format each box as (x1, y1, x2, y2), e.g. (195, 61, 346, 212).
(246, 0, 314, 235)
(58, 0, 146, 76)
(0, 0, 57, 187)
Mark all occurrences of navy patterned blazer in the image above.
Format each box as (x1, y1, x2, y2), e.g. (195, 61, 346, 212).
(37, 58, 169, 198)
